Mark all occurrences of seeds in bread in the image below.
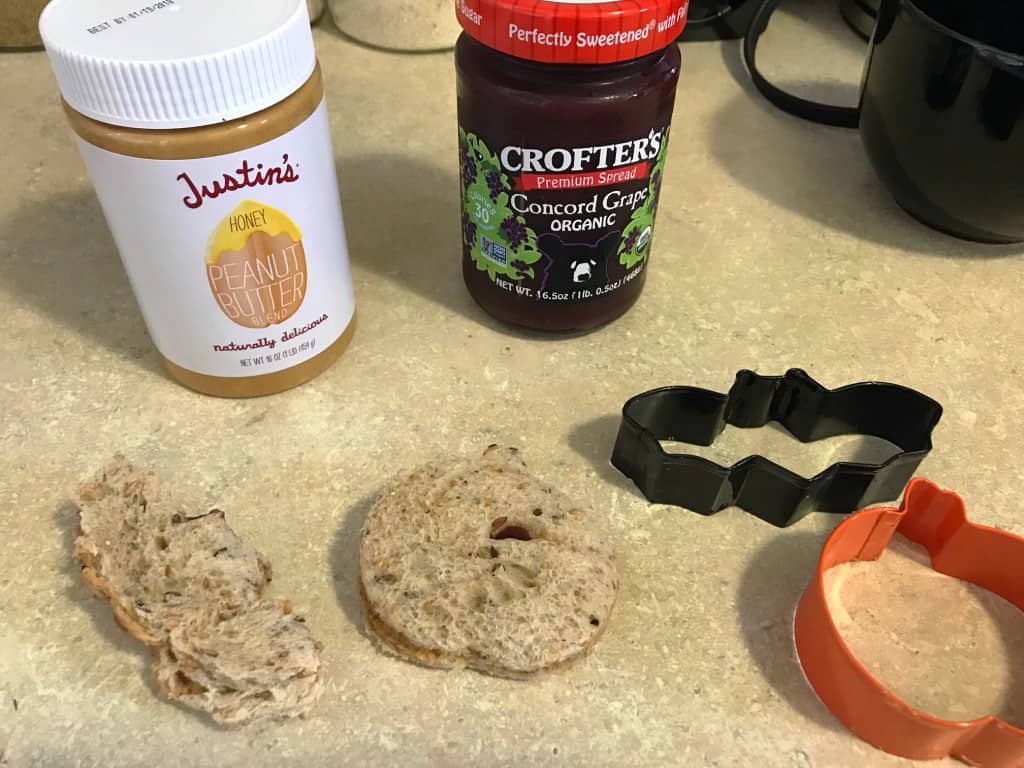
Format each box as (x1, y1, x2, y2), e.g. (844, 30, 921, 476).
(74, 456, 322, 727)
(157, 601, 321, 726)
(360, 445, 617, 677)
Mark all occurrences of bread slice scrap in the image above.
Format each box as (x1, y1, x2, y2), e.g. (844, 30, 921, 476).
(360, 445, 617, 678)
(74, 456, 322, 727)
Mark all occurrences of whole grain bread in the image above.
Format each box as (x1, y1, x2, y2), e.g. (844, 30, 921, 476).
(75, 456, 322, 727)
(360, 445, 618, 678)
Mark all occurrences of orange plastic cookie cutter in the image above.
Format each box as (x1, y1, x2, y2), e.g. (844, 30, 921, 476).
(795, 478, 1024, 766)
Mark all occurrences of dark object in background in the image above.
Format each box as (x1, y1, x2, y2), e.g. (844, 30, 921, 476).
(744, 0, 1024, 244)
(840, 0, 880, 40)
(684, 0, 884, 42)
(682, 0, 761, 41)
(683, 0, 876, 42)
(610, 369, 943, 528)
(862, 0, 1024, 243)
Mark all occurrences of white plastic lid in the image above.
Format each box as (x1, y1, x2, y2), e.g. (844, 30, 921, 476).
(39, 0, 316, 130)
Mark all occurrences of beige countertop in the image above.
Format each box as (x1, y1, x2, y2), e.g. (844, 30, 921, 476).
(2, 5, 1023, 767)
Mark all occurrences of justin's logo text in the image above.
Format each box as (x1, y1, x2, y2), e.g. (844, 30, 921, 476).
(177, 154, 300, 210)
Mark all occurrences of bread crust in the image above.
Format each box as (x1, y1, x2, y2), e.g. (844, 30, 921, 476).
(360, 579, 611, 679)
(74, 455, 322, 726)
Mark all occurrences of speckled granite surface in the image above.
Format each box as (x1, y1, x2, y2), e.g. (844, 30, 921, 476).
(2, 4, 1023, 767)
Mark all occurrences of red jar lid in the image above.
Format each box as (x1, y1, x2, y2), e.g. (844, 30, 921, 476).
(455, 0, 689, 64)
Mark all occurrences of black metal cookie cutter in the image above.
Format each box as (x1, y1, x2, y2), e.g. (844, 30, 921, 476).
(611, 369, 943, 527)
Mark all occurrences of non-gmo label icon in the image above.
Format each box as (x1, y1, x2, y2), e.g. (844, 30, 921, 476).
(481, 235, 508, 266)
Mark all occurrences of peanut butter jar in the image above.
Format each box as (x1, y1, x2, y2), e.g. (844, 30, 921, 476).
(40, 0, 356, 397)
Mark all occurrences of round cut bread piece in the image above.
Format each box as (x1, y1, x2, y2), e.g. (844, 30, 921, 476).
(360, 445, 617, 677)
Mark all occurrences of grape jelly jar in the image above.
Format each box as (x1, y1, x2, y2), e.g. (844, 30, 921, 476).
(455, 0, 687, 332)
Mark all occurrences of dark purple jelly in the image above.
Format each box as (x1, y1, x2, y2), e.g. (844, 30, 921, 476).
(454, 0, 686, 333)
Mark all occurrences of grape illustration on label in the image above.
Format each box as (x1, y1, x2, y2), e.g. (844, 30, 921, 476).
(460, 129, 544, 282)
(617, 133, 667, 270)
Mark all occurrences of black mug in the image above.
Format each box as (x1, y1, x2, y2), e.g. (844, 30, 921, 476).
(744, 0, 1024, 244)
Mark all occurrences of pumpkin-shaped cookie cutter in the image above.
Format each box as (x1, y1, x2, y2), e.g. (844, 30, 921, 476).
(796, 478, 1024, 765)
(610, 369, 943, 527)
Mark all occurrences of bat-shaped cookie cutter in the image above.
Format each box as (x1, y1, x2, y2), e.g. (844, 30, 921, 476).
(796, 478, 1024, 765)
(610, 369, 943, 527)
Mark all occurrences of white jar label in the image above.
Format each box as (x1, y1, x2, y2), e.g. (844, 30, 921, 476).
(77, 100, 355, 378)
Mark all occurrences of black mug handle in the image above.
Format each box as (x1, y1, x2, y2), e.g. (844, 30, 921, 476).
(742, 0, 861, 128)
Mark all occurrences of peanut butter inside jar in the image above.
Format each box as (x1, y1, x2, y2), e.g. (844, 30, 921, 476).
(40, 0, 356, 397)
